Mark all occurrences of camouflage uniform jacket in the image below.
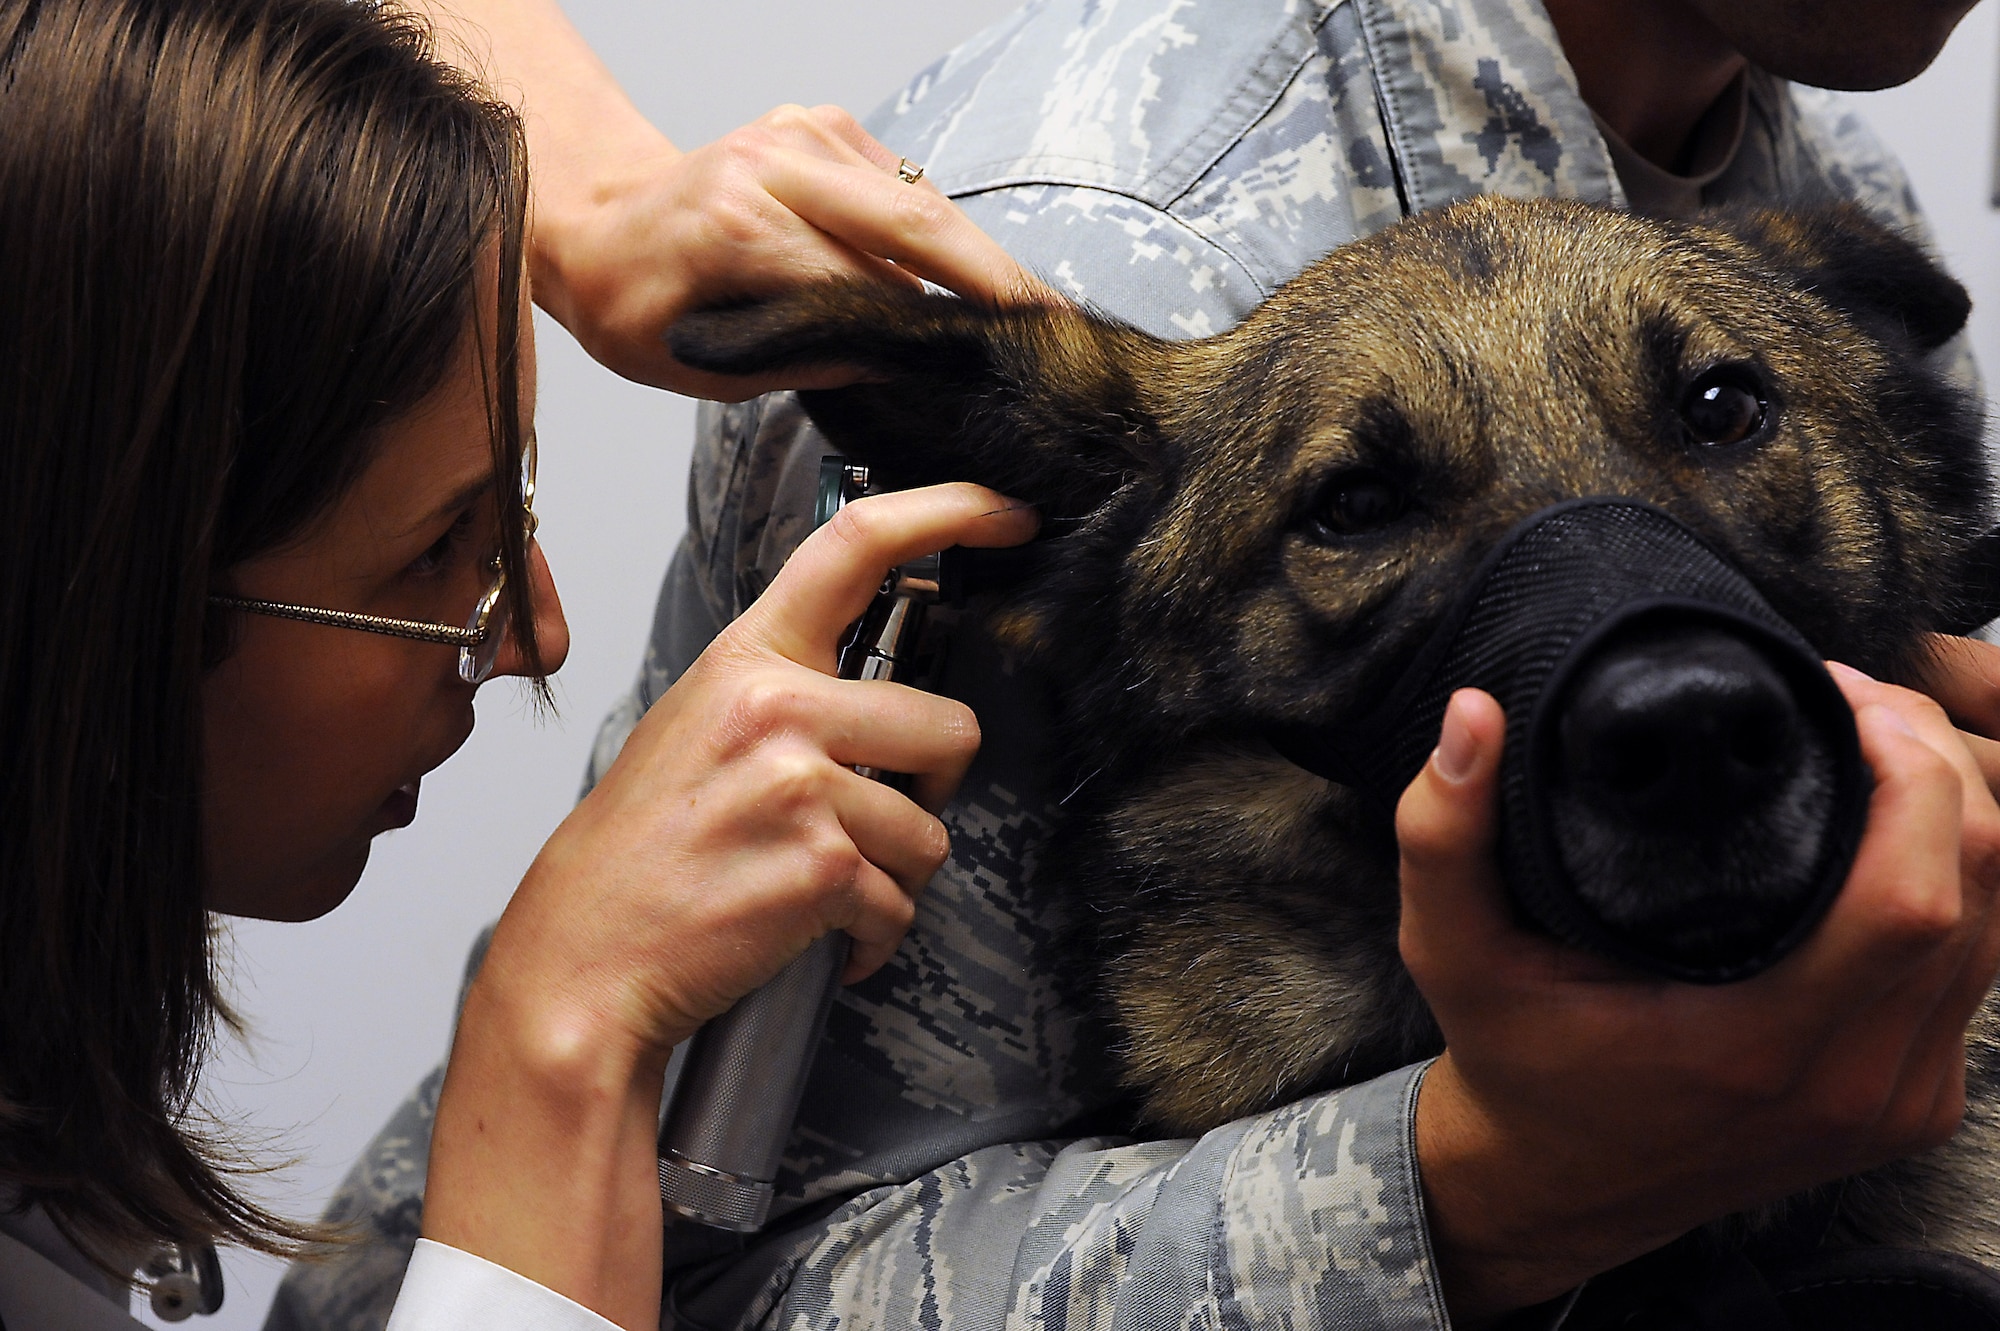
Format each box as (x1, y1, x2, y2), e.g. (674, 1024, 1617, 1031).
(266, 3, 1949, 1330)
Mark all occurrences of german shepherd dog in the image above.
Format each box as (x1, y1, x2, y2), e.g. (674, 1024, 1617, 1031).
(673, 197, 2000, 1287)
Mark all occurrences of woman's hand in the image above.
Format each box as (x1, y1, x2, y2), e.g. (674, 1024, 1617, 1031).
(1399, 673, 2000, 1329)
(535, 103, 1048, 401)
(423, 484, 1038, 1330)
(413, 0, 1044, 400)
(497, 483, 1035, 1045)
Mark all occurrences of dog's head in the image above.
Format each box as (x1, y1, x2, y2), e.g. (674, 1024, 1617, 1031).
(676, 196, 1989, 1118)
(678, 198, 1983, 727)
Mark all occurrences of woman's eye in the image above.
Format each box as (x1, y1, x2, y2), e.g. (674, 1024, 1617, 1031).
(1312, 470, 1408, 538)
(1680, 367, 1771, 447)
(408, 510, 476, 577)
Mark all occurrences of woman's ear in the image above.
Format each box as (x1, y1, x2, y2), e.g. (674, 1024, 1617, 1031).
(670, 284, 1179, 517)
(1713, 204, 1971, 353)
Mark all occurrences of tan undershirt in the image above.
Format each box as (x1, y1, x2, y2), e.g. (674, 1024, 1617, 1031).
(1593, 71, 1750, 219)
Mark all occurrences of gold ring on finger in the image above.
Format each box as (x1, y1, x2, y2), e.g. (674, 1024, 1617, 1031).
(896, 157, 925, 185)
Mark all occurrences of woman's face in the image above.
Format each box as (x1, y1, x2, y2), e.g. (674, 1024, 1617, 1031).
(201, 321, 569, 921)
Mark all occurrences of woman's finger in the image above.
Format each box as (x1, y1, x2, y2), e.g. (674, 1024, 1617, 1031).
(726, 671, 981, 809)
(708, 667, 980, 815)
(840, 859, 922, 982)
(761, 151, 1050, 308)
(732, 484, 1037, 670)
(798, 104, 903, 171)
(756, 103, 907, 176)
(829, 767, 953, 896)
(679, 151, 926, 298)
(822, 681, 981, 814)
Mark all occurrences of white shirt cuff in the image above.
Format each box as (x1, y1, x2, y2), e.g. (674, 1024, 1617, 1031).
(384, 1238, 621, 1331)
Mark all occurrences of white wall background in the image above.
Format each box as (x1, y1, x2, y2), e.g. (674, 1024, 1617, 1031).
(170, 5, 2000, 1328)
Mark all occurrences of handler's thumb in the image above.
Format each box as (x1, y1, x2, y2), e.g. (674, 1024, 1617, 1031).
(1396, 688, 1510, 967)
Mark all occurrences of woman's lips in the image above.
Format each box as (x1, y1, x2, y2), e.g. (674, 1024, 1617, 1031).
(376, 780, 420, 832)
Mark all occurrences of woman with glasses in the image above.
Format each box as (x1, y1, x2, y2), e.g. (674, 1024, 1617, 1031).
(0, 1, 1033, 1328)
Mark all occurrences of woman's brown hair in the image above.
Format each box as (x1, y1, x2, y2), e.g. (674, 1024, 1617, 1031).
(0, 0, 538, 1262)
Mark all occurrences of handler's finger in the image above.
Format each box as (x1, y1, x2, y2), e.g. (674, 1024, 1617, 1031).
(735, 485, 1038, 671)
(1785, 701, 1966, 1009)
(1395, 689, 1513, 980)
(1859, 913, 1989, 1162)
(1915, 635, 2000, 741)
(762, 152, 1051, 308)
(1960, 729, 2000, 806)
(1829, 662, 2000, 860)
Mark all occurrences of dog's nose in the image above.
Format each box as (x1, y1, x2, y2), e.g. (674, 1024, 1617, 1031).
(1558, 624, 1801, 831)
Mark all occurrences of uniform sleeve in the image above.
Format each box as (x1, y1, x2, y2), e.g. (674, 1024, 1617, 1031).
(383, 1241, 618, 1331)
(669, 1063, 1451, 1331)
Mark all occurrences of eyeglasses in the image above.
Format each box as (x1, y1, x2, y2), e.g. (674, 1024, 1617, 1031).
(210, 439, 537, 685)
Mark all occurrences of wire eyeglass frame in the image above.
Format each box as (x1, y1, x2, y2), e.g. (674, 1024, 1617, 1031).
(209, 438, 537, 685)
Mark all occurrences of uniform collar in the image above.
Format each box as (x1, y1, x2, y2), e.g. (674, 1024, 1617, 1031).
(1350, 0, 1626, 214)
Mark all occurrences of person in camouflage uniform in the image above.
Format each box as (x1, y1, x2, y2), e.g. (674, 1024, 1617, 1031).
(267, 1, 1984, 1329)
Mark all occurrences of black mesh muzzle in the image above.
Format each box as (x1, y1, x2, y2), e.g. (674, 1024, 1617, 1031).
(1274, 499, 1869, 982)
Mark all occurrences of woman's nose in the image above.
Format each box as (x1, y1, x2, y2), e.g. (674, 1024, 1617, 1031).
(490, 540, 569, 680)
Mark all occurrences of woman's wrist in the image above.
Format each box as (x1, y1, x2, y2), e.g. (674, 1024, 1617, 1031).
(525, 132, 680, 343)
(402, 0, 678, 330)
(424, 944, 673, 1330)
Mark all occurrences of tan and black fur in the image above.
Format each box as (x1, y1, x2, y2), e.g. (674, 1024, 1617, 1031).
(674, 197, 1998, 1260)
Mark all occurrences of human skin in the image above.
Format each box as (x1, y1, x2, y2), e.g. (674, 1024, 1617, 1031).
(202, 318, 568, 921)
(411, 0, 1046, 400)
(423, 484, 1037, 1328)
(1402, 673, 2000, 1327)
(1544, 0, 1981, 168)
(204, 271, 1038, 1326)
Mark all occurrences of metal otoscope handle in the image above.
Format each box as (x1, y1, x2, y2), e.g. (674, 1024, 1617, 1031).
(656, 458, 942, 1231)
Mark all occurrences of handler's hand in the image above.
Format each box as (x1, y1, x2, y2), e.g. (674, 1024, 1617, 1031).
(1400, 675, 2000, 1329)
(536, 104, 1049, 400)
(425, 483, 1036, 1330)
(1914, 634, 2000, 797)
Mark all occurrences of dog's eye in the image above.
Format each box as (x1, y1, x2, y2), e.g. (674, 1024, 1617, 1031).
(1312, 471, 1408, 538)
(1680, 368, 1770, 447)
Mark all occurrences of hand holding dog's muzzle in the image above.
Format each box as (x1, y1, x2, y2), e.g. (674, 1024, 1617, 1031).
(1280, 499, 1870, 981)
(1397, 678, 2000, 1327)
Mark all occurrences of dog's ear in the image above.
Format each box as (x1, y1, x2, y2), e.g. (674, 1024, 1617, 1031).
(670, 284, 1177, 516)
(1714, 204, 1970, 353)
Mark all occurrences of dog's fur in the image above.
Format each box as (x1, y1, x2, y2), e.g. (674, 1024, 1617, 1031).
(674, 197, 2000, 1259)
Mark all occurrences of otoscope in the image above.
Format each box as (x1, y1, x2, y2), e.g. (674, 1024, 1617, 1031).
(656, 457, 948, 1232)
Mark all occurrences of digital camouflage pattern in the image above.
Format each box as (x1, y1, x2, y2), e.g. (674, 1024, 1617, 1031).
(265, 1, 1960, 1328)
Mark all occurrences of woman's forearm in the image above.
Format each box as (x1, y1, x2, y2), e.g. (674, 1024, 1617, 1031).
(398, 0, 1042, 396)
(424, 939, 675, 1331)
(417, 488, 1035, 1328)
(400, 0, 677, 303)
